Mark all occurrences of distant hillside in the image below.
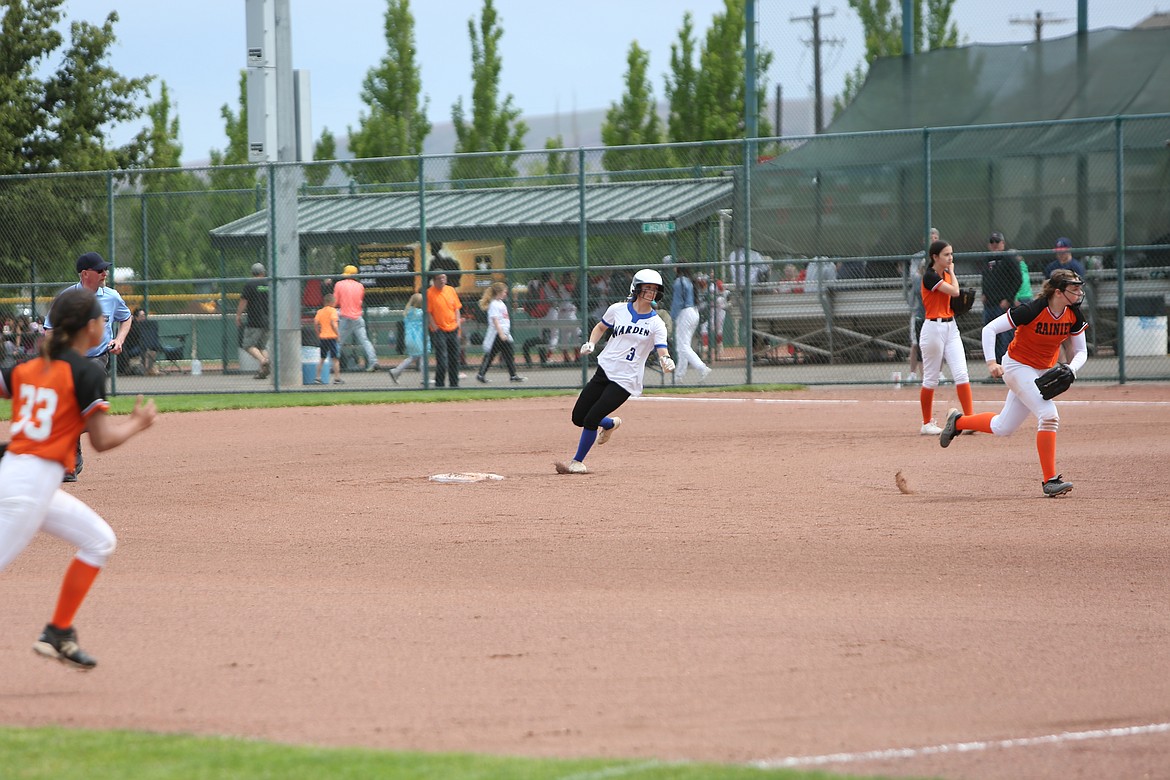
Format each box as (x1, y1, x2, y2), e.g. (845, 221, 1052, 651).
(191, 96, 819, 169)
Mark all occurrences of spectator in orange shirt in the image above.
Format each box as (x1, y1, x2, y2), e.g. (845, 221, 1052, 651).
(333, 265, 379, 373)
(426, 273, 462, 388)
(313, 293, 341, 384)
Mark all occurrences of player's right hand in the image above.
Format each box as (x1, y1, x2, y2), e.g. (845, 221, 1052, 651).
(579, 342, 594, 355)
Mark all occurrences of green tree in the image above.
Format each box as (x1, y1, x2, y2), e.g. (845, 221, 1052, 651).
(659, 1, 772, 167)
(30, 9, 152, 172)
(601, 42, 672, 176)
(695, 0, 773, 148)
(305, 127, 338, 189)
(346, 0, 430, 188)
(0, 2, 153, 289)
(208, 71, 258, 193)
(664, 13, 700, 144)
(131, 81, 183, 175)
(522, 135, 573, 183)
(0, 3, 152, 174)
(544, 136, 571, 179)
(0, 0, 63, 174)
(449, 0, 527, 185)
(833, 0, 960, 118)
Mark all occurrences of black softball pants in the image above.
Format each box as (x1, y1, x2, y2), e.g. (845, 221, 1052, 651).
(571, 366, 630, 430)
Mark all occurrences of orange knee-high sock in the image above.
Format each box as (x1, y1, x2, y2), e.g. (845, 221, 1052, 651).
(919, 387, 935, 424)
(50, 559, 101, 630)
(956, 382, 974, 416)
(958, 412, 995, 433)
(1036, 430, 1058, 482)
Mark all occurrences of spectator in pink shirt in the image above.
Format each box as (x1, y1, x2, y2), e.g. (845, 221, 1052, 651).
(332, 265, 379, 372)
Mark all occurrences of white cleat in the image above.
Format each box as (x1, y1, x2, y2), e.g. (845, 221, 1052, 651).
(920, 420, 944, 436)
(555, 460, 588, 475)
(597, 417, 622, 445)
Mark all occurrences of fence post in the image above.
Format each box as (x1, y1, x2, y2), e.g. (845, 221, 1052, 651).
(1115, 115, 1128, 383)
(418, 154, 430, 389)
(578, 146, 589, 387)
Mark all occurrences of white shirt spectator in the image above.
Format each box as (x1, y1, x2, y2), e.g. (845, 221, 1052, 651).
(727, 246, 769, 288)
(803, 258, 838, 293)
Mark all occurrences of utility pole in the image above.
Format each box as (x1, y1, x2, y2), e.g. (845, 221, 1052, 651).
(791, 6, 843, 134)
(1010, 10, 1071, 42)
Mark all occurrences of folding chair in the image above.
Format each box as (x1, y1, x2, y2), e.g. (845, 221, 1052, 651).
(160, 334, 186, 373)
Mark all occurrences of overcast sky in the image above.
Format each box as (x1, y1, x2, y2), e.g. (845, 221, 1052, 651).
(56, 0, 1164, 163)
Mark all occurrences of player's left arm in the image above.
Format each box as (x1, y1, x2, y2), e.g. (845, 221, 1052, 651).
(1066, 331, 1088, 374)
(656, 345, 675, 372)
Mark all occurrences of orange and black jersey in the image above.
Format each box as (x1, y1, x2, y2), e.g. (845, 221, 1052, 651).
(1005, 298, 1088, 369)
(921, 267, 955, 320)
(1, 352, 109, 471)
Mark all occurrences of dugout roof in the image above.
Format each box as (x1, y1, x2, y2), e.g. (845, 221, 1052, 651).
(209, 178, 733, 250)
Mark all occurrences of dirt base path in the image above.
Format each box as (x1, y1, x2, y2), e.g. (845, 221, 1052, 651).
(3, 384, 1169, 779)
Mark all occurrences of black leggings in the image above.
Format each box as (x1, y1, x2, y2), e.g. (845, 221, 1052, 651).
(571, 367, 631, 430)
(478, 337, 518, 378)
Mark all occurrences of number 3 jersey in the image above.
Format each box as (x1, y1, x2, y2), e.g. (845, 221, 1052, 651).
(1, 352, 109, 471)
(597, 301, 669, 397)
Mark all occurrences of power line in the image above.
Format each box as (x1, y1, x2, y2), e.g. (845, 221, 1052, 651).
(1010, 10, 1072, 43)
(791, 5, 843, 134)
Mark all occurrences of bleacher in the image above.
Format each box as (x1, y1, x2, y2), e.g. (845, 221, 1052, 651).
(745, 269, 1170, 364)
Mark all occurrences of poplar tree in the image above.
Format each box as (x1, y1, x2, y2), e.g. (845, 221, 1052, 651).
(694, 0, 773, 156)
(306, 127, 338, 189)
(450, 0, 527, 184)
(347, 0, 430, 186)
(600, 42, 671, 175)
(664, 13, 700, 144)
(833, 0, 960, 118)
(208, 72, 256, 192)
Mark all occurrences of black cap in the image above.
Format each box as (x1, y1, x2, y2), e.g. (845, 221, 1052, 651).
(988, 232, 1005, 243)
(76, 252, 112, 273)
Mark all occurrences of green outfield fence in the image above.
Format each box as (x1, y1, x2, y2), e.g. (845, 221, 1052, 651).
(1, 117, 1168, 394)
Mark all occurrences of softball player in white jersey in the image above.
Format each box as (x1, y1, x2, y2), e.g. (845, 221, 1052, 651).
(555, 269, 674, 475)
(917, 239, 974, 434)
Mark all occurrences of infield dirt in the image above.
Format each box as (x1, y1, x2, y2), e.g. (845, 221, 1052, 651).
(2, 384, 1168, 779)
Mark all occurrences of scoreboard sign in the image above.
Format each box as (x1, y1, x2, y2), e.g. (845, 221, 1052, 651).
(356, 245, 416, 289)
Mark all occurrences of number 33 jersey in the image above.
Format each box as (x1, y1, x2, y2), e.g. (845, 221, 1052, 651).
(1, 352, 109, 471)
(597, 302, 668, 397)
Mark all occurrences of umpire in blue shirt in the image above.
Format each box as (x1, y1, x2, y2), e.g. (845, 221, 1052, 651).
(44, 251, 133, 481)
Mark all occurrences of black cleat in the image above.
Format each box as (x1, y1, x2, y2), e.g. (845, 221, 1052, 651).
(939, 408, 962, 448)
(33, 624, 97, 670)
(1042, 475, 1073, 497)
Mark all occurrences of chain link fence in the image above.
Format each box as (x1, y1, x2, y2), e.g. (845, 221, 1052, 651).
(1, 117, 1167, 394)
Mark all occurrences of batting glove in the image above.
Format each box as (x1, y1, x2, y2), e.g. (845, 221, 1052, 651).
(579, 342, 594, 355)
(660, 356, 676, 372)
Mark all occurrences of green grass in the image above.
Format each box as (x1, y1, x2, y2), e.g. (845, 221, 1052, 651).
(85, 383, 803, 414)
(0, 726, 899, 780)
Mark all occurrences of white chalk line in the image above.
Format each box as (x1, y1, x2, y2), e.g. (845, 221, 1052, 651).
(638, 396, 1170, 407)
(752, 721, 1170, 769)
(638, 396, 856, 405)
